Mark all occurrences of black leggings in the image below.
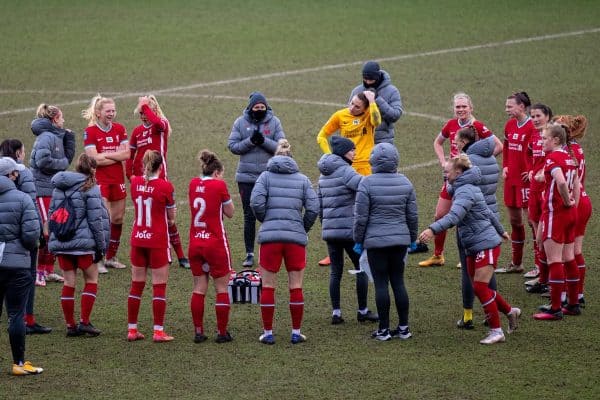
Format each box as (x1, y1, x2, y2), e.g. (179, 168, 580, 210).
(327, 240, 368, 311)
(367, 245, 409, 331)
(238, 182, 257, 254)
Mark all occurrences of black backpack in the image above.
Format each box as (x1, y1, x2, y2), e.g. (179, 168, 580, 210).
(49, 185, 83, 242)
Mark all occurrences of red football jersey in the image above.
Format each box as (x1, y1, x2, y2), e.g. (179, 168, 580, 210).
(441, 119, 492, 158)
(503, 117, 536, 184)
(188, 177, 232, 249)
(543, 149, 578, 213)
(528, 129, 545, 192)
(568, 141, 586, 191)
(84, 122, 128, 184)
(130, 176, 175, 249)
(126, 105, 170, 179)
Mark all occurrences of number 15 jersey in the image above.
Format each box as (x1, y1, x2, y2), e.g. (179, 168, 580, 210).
(188, 177, 232, 249)
(130, 176, 175, 249)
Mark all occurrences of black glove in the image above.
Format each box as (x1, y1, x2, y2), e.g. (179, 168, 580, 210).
(93, 251, 104, 264)
(250, 129, 265, 145)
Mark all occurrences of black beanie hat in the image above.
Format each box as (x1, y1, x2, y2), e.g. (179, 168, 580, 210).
(247, 91, 268, 109)
(362, 61, 381, 80)
(330, 136, 355, 157)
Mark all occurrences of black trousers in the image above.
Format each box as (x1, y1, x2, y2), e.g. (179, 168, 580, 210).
(0, 268, 32, 364)
(327, 240, 368, 311)
(238, 182, 257, 254)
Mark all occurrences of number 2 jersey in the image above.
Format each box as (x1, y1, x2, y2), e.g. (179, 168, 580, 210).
(130, 176, 175, 249)
(188, 176, 232, 249)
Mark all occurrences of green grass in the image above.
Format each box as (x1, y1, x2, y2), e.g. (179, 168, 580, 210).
(1, 1, 600, 399)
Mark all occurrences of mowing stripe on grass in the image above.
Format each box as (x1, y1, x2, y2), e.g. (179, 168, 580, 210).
(2, 27, 597, 117)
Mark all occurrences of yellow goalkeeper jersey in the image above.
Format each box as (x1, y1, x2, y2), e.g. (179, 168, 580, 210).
(317, 102, 381, 175)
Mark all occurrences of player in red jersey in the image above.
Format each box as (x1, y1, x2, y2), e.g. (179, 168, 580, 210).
(497, 92, 536, 274)
(126, 95, 189, 269)
(82, 95, 130, 273)
(419, 93, 499, 268)
(127, 151, 177, 342)
(188, 150, 235, 344)
(555, 115, 591, 308)
(523, 103, 553, 282)
(533, 124, 580, 321)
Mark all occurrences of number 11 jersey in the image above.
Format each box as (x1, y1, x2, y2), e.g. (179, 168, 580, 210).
(130, 176, 175, 249)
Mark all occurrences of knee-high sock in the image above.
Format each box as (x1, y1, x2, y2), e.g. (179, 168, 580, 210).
(433, 230, 446, 256)
(473, 281, 500, 329)
(61, 285, 76, 327)
(169, 224, 185, 259)
(215, 292, 230, 336)
(564, 259, 579, 306)
(575, 253, 586, 297)
(538, 249, 548, 284)
(80, 283, 98, 324)
(511, 225, 525, 265)
(289, 288, 304, 330)
(152, 283, 167, 330)
(106, 223, 123, 260)
(190, 292, 205, 334)
(548, 262, 565, 311)
(127, 281, 145, 328)
(260, 287, 275, 331)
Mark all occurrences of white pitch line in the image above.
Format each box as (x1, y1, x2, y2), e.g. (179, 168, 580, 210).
(1, 27, 598, 117)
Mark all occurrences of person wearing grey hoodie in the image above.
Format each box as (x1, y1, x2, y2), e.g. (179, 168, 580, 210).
(318, 136, 377, 325)
(350, 61, 403, 145)
(250, 139, 318, 345)
(0, 157, 44, 375)
(353, 143, 418, 341)
(48, 154, 109, 337)
(0, 140, 51, 334)
(419, 155, 520, 345)
(228, 92, 285, 268)
(29, 104, 76, 286)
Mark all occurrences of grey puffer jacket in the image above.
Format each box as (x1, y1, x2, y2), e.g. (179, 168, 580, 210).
(0, 176, 40, 269)
(228, 109, 286, 184)
(250, 156, 319, 246)
(461, 135, 500, 216)
(48, 172, 108, 256)
(350, 70, 403, 145)
(430, 166, 505, 256)
(30, 118, 75, 197)
(318, 153, 362, 241)
(353, 143, 418, 249)
(16, 163, 37, 204)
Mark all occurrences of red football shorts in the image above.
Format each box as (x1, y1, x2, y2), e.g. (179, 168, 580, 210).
(36, 196, 52, 225)
(575, 194, 592, 237)
(99, 183, 127, 202)
(130, 245, 171, 269)
(259, 242, 306, 273)
(466, 246, 501, 277)
(189, 245, 232, 279)
(57, 254, 94, 271)
(439, 180, 452, 201)
(540, 208, 576, 244)
(527, 189, 543, 224)
(504, 183, 529, 208)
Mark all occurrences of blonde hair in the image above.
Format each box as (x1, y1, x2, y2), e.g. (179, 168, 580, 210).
(452, 92, 475, 123)
(134, 94, 166, 118)
(198, 149, 223, 176)
(448, 153, 472, 172)
(82, 94, 115, 126)
(275, 139, 292, 157)
(544, 123, 567, 146)
(36, 104, 61, 120)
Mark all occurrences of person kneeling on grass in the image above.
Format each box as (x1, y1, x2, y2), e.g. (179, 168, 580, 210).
(250, 139, 319, 345)
(353, 143, 418, 341)
(419, 154, 521, 345)
(49, 154, 109, 337)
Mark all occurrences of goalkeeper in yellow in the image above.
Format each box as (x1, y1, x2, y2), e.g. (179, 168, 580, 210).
(317, 91, 381, 176)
